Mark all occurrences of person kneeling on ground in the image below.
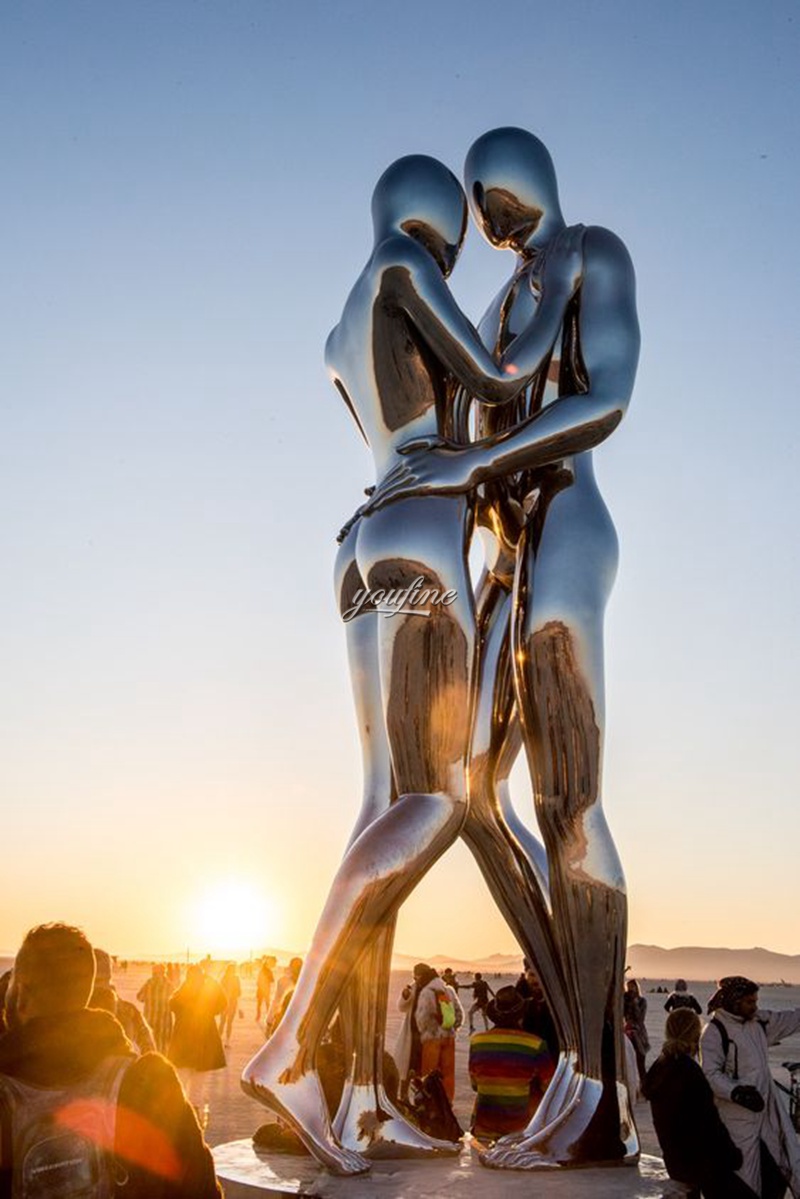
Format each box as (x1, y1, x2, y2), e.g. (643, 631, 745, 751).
(468, 985, 554, 1144)
(0, 923, 222, 1198)
(644, 1008, 753, 1198)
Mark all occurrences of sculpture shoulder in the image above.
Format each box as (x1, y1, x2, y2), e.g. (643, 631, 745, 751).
(371, 234, 440, 290)
(581, 225, 636, 288)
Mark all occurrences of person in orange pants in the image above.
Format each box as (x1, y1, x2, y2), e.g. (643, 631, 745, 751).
(414, 964, 463, 1102)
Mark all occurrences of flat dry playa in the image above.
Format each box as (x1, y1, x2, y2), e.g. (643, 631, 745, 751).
(115, 967, 800, 1157)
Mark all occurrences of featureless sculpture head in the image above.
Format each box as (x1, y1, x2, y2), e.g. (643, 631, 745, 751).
(465, 127, 564, 253)
(371, 154, 467, 278)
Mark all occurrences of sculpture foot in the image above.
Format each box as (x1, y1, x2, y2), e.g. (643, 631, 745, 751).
(242, 1046, 370, 1176)
(482, 1073, 637, 1170)
(505, 1051, 581, 1145)
(486, 1051, 583, 1149)
(333, 1081, 461, 1158)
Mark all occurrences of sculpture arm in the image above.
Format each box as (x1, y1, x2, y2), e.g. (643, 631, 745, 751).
(762, 1007, 800, 1044)
(366, 227, 638, 508)
(384, 238, 574, 406)
(477, 226, 638, 477)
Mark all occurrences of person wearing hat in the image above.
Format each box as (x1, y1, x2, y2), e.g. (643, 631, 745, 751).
(644, 1008, 751, 1197)
(468, 985, 554, 1142)
(701, 976, 800, 1197)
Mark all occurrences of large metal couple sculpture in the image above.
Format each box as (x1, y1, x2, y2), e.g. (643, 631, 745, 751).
(243, 127, 640, 1175)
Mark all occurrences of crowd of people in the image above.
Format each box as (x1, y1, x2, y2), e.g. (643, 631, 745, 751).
(0, 923, 223, 1196)
(0, 919, 316, 1193)
(0, 922, 797, 1197)
(394, 960, 559, 1143)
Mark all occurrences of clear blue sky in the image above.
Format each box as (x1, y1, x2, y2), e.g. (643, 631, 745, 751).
(2, 1, 798, 959)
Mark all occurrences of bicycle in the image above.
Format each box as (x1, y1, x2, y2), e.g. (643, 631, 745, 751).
(775, 1060, 800, 1133)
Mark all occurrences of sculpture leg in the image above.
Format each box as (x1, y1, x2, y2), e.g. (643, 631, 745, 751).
(241, 788, 465, 1173)
(331, 536, 461, 1158)
(243, 498, 475, 1174)
(484, 490, 637, 1169)
(462, 573, 573, 1052)
(334, 920, 461, 1157)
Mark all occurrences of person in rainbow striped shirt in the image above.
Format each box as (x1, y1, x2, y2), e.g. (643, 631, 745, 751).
(469, 986, 555, 1143)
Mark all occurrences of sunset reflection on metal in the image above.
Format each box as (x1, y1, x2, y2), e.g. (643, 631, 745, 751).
(242, 129, 640, 1175)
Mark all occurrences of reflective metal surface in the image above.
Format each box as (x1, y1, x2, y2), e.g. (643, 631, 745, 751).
(242, 134, 640, 1174)
(369, 128, 640, 1169)
(242, 153, 559, 1175)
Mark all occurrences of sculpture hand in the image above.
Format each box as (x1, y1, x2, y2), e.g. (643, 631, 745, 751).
(364, 437, 480, 512)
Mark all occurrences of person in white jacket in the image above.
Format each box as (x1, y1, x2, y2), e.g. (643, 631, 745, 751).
(701, 976, 800, 1198)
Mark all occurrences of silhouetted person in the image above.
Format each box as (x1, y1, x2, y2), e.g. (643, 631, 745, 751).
(664, 979, 702, 1015)
(91, 947, 156, 1055)
(219, 962, 242, 1046)
(168, 963, 226, 1122)
(467, 973, 494, 1034)
(0, 923, 221, 1196)
(137, 962, 173, 1054)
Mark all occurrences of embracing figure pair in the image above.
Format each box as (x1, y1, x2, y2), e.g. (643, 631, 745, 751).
(243, 127, 640, 1175)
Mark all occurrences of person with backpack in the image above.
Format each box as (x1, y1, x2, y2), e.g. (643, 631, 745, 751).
(0, 923, 222, 1198)
(664, 979, 702, 1015)
(701, 975, 800, 1198)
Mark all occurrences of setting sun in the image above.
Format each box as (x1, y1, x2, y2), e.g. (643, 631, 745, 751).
(188, 879, 279, 959)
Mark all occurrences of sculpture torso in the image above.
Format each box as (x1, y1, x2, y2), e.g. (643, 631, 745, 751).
(474, 256, 604, 585)
(325, 238, 452, 481)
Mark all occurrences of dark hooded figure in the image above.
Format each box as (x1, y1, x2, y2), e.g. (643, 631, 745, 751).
(644, 1008, 753, 1199)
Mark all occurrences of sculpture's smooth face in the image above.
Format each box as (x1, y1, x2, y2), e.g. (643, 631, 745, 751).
(371, 154, 467, 277)
(465, 127, 564, 253)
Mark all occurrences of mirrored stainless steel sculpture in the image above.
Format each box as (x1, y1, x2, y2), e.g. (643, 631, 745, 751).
(243, 130, 640, 1175)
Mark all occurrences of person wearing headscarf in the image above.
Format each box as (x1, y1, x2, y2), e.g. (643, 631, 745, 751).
(664, 978, 702, 1015)
(644, 1008, 752, 1197)
(395, 963, 435, 1099)
(701, 975, 800, 1197)
(468, 986, 554, 1143)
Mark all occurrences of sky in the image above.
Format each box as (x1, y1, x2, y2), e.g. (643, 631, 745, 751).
(1, 1, 799, 962)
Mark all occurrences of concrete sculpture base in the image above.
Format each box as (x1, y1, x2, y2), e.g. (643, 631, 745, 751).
(213, 1140, 670, 1198)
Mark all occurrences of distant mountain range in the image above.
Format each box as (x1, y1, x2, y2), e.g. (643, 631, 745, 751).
(627, 945, 800, 985)
(390, 945, 800, 984)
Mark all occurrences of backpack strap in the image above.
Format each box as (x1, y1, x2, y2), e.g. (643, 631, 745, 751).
(711, 1017, 738, 1079)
